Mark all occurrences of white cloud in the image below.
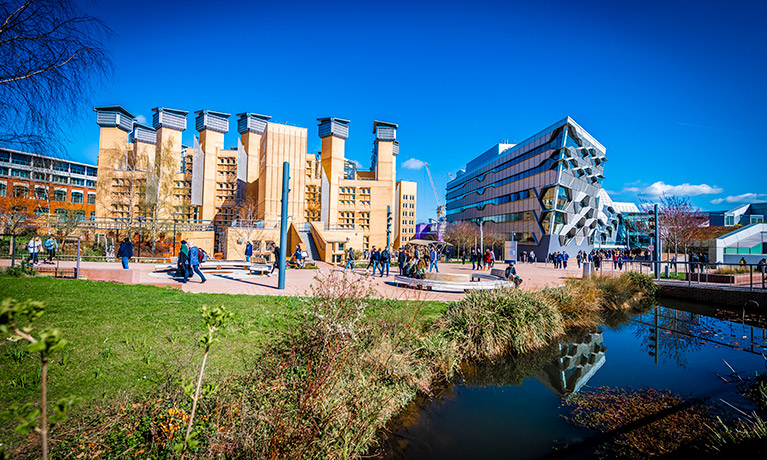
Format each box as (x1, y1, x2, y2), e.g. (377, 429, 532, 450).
(402, 158, 426, 170)
(135, 114, 147, 125)
(710, 193, 760, 205)
(623, 181, 722, 198)
(354, 160, 363, 169)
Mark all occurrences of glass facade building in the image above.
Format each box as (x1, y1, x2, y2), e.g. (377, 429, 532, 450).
(446, 117, 615, 259)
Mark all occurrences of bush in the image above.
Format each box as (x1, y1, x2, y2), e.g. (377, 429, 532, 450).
(4, 261, 36, 277)
(441, 287, 564, 359)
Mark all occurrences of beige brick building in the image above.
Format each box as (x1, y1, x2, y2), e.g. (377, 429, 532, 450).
(94, 106, 416, 263)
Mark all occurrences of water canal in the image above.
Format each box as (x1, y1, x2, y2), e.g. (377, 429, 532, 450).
(379, 299, 767, 459)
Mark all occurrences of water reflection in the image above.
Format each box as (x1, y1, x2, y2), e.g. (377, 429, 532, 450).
(379, 302, 767, 460)
(536, 331, 607, 397)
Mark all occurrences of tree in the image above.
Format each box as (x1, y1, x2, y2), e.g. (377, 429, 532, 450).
(443, 221, 476, 255)
(0, 0, 112, 154)
(644, 196, 707, 262)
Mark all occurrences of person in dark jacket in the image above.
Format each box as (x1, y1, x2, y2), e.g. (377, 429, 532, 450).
(398, 249, 407, 275)
(116, 238, 133, 269)
(271, 245, 280, 275)
(245, 241, 253, 263)
(177, 240, 191, 283)
(380, 247, 390, 277)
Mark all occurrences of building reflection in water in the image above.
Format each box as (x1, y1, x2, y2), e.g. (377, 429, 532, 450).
(535, 330, 607, 397)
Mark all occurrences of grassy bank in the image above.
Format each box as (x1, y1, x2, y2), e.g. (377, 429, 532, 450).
(1, 272, 655, 458)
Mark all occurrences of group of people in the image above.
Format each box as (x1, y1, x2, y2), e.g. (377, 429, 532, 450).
(341, 245, 443, 278)
(24, 236, 59, 265)
(175, 240, 208, 283)
(548, 251, 570, 269)
(466, 248, 496, 270)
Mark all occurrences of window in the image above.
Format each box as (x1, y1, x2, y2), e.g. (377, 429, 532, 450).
(35, 187, 48, 200)
(53, 189, 67, 202)
(73, 209, 86, 219)
(88, 193, 96, 204)
(86, 180, 96, 187)
(52, 175, 67, 184)
(90, 211, 95, 220)
(0, 183, 5, 196)
(0, 151, 9, 162)
(33, 172, 46, 181)
(0, 167, 7, 176)
(54, 208, 68, 221)
(12, 154, 31, 166)
(71, 191, 83, 203)
(53, 161, 68, 172)
(14, 185, 28, 198)
(70, 177, 85, 186)
(34, 206, 49, 215)
(86, 167, 97, 177)
(70, 165, 85, 175)
(11, 169, 30, 178)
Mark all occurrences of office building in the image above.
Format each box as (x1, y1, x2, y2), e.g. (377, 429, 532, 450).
(0, 147, 98, 231)
(94, 106, 416, 261)
(446, 117, 613, 259)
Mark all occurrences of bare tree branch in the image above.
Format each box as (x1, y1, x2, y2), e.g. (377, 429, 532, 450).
(0, 0, 113, 156)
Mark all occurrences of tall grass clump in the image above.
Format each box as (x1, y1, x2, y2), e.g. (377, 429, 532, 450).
(704, 414, 767, 456)
(441, 287, 564, 360)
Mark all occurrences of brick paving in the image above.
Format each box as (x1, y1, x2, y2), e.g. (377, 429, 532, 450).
(1, 258, 597, 301)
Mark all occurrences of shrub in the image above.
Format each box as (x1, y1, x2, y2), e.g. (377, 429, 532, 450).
(442, 287, 564, 359)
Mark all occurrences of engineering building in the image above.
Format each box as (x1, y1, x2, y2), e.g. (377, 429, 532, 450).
(446, 117, 614, 259)
(0, 147, 97, 229)
(93, 106, 416, 262)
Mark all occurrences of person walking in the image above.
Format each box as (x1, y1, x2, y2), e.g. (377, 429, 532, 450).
(380, 246, 391, 277)
(177, 240, 191, 283)
(490, 249, 496, 268)
(398, 249, 407, 275)
(576, 251, 582, 269)
(344, 247, 355, 270)
(367, 246, 377, 273)
(26, 236, 42, 265)
(270, 245, 281, 275)
(429, 246, 439, 273)
(245, 241, 253, 263)
(116, 237, 133, 269)
(563, 252, 569, 270)
(484, 249, 492, 270)
(470, 248, 477, 270)
(294, 245, 304, 268)
(189, 244, 207, 283)
(43, 236, 57, 264)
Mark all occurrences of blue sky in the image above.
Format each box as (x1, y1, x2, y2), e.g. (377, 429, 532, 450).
(65, 0, 766, 220)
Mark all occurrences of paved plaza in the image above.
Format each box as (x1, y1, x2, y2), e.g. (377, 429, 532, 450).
(0, 258, 616, 301)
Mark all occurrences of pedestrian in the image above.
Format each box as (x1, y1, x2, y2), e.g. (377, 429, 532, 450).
(701, 252, 709, 274)
(563, 252, 569, 269)
(617, 254, 624, 271)
(26, 236, 42, 265)
(270, 245, 281, 275)
(294, 245, 304, 268)
(367, 246, 376, 272)
(576, 251, 582, 269)
(739, 257, 747, 266)
(370, 247, 381, 275)
(177, 240, 191, 283)
(344, 247, 355, 270)
(189, 244, 207, 283)
(490, 249, 496, 268)
(380, 246, 391, 277)
(398, 249, 407, 275)
(429, 246, 439, 273)
(471, 248, 477, 270)
(593, 253, 601, 271)
(484, 249, 492, 270)
(461, 249, 466, 265)
(43, 235, 57, 264)
(245, 241, 253, 263)
(116, 237, 133, 269)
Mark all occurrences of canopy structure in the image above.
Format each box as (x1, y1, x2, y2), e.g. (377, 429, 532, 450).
(404, 239, 452, 255)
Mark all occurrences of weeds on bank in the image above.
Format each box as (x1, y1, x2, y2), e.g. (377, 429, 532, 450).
(15, 271, 458, 459)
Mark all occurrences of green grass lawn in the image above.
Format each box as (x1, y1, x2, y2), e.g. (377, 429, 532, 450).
(0, 276, 448, 425)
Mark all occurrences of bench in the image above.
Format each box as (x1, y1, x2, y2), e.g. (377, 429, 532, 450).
(394, 275, 513, 293)
(153, 261, 270, 274)
(472, 273, 505, 282)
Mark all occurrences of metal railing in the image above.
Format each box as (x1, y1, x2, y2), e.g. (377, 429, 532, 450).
(583, 259, 767, 291)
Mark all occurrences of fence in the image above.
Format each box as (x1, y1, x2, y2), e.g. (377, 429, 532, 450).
(584, 258, 767, 291)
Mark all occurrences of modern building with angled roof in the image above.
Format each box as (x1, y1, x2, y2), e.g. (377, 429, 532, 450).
(446, 117, 613, 259)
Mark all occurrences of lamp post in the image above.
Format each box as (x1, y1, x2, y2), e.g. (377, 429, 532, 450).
(478, 219, 485, 256)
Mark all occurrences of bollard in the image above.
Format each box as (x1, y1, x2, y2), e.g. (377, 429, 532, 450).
(582, 262, 593, 278)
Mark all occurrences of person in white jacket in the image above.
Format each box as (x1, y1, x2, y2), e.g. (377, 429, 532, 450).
(27, 236, 42, 265)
